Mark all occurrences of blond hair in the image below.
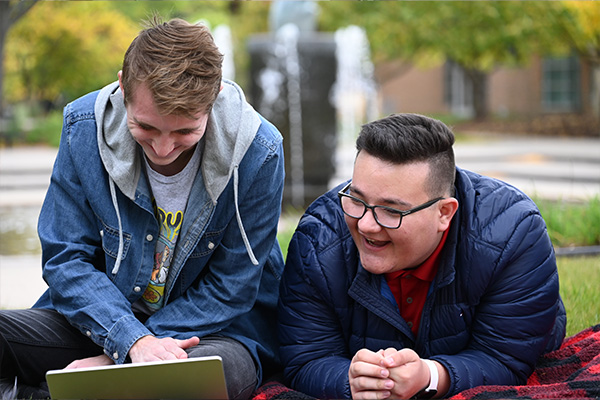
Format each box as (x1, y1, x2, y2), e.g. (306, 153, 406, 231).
(121, 16, 223, 117)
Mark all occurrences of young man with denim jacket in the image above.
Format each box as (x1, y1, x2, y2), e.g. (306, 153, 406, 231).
(0, 17, 284, 400)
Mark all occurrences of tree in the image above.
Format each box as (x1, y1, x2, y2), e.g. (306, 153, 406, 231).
(3, 1, 270, 108)
(4, 1, 139, 108)
(1, 0, 38, 136)
(319, 1, 557, 120)
(549, 1, 600, 119)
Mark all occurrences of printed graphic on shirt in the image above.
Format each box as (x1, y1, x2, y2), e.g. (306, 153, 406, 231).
(141, 206, 183, 311)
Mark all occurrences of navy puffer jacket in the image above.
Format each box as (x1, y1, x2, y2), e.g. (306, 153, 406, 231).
(278, 167, 566, 399)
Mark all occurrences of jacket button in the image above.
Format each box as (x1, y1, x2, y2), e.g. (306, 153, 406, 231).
(208, 242, 215, 250)
(100, 230, 104, 238)
(146, 234, 153, 242)
(134, 286, 141, 293)
(113, 352, 119, 360)
(86, 331, 92, 337)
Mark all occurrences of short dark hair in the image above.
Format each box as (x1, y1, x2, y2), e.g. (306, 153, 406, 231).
(356, 113, 456, 197)
(121, 16, 223, 117)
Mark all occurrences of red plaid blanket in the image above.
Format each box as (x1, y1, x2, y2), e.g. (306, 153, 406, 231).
(252, 324, 600, 399)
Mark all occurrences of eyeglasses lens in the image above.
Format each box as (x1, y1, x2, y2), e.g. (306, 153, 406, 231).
(340, 195, 402, 229)
(340, 196, 365, 218)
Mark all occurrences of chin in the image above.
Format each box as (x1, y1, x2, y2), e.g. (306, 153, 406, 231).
(359, 257, 393, 275)
(150, 156, 177, 166)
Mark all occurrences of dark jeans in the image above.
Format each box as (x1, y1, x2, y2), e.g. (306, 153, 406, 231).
(0, 309, 258, 400)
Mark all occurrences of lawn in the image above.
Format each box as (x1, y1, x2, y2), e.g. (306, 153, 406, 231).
(557, 255, 600, 337)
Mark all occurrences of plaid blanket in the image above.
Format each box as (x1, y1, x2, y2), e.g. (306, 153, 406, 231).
(251, 324, 600, 400)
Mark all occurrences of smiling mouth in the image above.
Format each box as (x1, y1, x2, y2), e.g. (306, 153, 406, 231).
(365, 237, 387, 248)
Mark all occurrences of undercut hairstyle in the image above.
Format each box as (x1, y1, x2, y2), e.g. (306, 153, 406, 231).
(356, 113, 456, 197)
(121, 16, 223, 117)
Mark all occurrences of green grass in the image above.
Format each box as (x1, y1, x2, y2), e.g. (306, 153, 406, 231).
(277, 211, 301, 259)
(535, 196, 600, 248)
(557, 255, 600, 337)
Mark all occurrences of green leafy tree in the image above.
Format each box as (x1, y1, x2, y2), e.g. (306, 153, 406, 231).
(106, 1, 230, 25)
(548, 1, 600, 119)
(5, 1, 139, 108)
(1, 0, 38, 137)
(4, 0, 270, 108)
(319, 1, 559, 120)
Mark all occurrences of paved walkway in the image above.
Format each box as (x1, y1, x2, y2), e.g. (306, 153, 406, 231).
(1, 146, 57, 308)
(0, 146, 57, 208)
(1, 136, 599, 308)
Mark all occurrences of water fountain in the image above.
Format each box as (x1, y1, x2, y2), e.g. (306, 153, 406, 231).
(332, 25, 379, 144)
(212, 24, 236, 81)
(248, 1, 379, 207)
(248, 9, 337, 207)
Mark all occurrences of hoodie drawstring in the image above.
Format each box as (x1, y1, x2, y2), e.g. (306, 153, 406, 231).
(109, 177, 124, 274)
(233, 166, 259, 265)
(108, 168, 257, 273)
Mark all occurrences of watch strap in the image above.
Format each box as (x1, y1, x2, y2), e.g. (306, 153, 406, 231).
(420, 359, 438, 398)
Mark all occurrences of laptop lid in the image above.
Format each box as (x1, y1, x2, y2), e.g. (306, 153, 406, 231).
(46, 356, 228, 400)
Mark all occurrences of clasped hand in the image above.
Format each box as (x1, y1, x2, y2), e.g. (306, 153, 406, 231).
(64, 335, 200, 369)
(349, 347, 430, 399)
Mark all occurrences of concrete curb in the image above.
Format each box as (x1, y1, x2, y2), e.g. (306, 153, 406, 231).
(555, 245, 600, 257)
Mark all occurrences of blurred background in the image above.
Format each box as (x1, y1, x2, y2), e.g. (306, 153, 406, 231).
(0, 1, 598, 332)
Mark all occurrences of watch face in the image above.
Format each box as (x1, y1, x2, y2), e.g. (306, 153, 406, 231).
(420, 389, 438, 399)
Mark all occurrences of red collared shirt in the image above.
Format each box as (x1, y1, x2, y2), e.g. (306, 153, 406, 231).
(384, 226, 450, 335)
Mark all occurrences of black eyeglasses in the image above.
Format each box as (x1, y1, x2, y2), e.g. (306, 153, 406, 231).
(337, 182, 444, 229)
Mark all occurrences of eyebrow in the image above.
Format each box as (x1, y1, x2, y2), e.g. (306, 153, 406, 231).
(132, 117, 153, 130)
(349, 185, 412, 208)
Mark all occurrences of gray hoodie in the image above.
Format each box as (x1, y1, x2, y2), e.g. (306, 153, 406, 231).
(94, 79, 262, 273)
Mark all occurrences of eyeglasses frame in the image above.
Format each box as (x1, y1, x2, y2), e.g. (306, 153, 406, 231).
(337, 182, 445, 229)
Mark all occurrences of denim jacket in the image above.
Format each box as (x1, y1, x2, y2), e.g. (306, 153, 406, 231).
(34, 80, 285, 383)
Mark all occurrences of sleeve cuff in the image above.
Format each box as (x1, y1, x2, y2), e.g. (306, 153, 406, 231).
(103, 314, 153, 364)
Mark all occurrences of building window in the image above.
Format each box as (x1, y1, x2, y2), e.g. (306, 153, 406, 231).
(443, 60, 474, 119)
(542, 55, 581, 112)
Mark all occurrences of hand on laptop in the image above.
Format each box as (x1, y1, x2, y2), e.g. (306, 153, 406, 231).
(62, 335, 201, 369)
(128, 335, 200, 363)
(64, 354, 114, 369)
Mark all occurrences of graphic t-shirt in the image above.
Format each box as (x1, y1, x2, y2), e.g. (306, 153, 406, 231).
(133, 143, 202, 315)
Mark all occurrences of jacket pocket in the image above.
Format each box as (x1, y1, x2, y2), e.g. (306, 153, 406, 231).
(100, 224, 132, 261)
(190, 229, 224, 258)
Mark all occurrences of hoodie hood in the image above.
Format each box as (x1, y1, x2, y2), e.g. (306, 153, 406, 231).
(94, 79, 261, 203)
(95, 79, 262, 272)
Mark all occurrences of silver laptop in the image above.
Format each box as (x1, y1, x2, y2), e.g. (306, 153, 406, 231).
(46, 356, 228, 399)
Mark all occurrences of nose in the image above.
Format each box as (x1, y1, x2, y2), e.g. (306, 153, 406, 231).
(357, 207, 382, 233)
(152, 133, 175, 157)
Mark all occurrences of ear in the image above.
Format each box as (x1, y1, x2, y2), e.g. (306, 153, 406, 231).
(117, 70, 125, 94)
(438, 197, 458, 232)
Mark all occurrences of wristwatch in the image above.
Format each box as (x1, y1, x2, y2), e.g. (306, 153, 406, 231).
(419, 359, 439, 399)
